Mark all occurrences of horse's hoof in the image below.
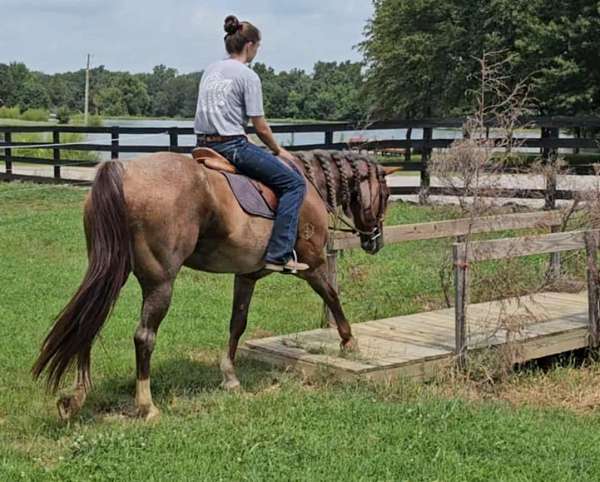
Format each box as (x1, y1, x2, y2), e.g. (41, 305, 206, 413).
(57, 395, 80, 421)
(340, 337, 359, 353)
(136, 404, 160, 422)
(221, 379, 242, 392)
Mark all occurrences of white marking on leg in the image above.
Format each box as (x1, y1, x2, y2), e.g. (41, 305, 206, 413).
(136, 378, 153, 407)
(220, 354, 241, 390)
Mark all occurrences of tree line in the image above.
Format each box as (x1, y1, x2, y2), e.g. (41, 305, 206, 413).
(2, 1, 599, 122)
(0, 61, 366, 121)
(360, 0, 600, 118)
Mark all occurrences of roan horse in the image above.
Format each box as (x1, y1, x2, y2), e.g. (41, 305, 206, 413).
(32, 149, 395, 420)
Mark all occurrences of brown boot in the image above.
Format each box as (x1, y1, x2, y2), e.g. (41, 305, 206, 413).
(264, 259, 309, 274)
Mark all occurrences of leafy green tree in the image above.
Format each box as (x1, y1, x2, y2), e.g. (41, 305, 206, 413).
(360, 0, 463, 118)
(360, 0, 600, 118)
(94, 87, 126, 116)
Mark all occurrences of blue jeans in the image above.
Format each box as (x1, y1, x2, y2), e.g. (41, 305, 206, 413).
(201, 137, 306, 264)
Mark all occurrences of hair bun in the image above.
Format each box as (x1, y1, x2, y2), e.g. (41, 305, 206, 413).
(224, 15, 241, 35)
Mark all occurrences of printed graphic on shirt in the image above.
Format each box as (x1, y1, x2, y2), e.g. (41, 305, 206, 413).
(199, 72, 234, 113)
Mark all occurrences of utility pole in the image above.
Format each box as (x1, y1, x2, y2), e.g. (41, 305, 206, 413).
(84, 54, 91, 125)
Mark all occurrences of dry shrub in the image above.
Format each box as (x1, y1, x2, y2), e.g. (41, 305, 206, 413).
(426, 51, 593, 380)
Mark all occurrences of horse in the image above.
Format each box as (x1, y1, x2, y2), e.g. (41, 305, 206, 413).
(32, 148, 396, 421)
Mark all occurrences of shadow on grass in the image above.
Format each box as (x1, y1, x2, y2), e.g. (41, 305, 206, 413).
(67, 354, 280, 422)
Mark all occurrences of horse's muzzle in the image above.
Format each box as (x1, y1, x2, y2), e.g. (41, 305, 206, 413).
(360, 227, 383, 255)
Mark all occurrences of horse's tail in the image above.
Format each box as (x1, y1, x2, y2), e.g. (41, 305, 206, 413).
(32, 161, 132, 392)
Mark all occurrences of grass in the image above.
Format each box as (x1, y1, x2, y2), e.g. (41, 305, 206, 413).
(2, 132, 100, 166)
(1, 182, 600, 481)
(0, 107, 49, 122)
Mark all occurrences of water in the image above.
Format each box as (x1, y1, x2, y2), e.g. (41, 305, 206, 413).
(87, 118, 572, 160)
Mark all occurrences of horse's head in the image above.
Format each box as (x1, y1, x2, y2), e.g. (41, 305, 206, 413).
(348, 162, 397, 255)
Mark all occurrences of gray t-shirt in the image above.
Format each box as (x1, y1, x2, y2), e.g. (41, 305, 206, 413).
(194, 59, 265, 136)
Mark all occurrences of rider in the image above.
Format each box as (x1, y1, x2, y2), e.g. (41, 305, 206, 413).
(194, 15, 309, 273)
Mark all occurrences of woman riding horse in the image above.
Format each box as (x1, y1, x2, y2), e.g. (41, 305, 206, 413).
(32, 16, 396, 422)
(195, 15, 308, 273)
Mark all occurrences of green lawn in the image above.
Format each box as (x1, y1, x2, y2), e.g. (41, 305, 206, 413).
(1, 182, 599, 481)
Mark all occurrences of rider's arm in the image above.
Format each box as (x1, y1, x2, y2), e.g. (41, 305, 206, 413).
(250, 116, 296, 162)
(250, 116, 281, 154)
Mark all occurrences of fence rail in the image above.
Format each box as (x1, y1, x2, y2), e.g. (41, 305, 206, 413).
(452, 229, 600, 365)
(1, 116, 600, 204)
(324, 209, 566, 327)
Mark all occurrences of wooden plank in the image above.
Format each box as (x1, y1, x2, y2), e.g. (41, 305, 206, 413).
(354, 323, 455, 351)
(245, 337, 376, 373)
(3, 131, 12, 176)
(515, 328, 589, 362)
(422, 186, 575, 201)
(110, 126, 119, 160)
(323, 247, 338, 328)
(585, 231, 600, 347)
(463, 230, 599, 262)
(290, 331, 443, 367)
(454, 243, 468, 366)
(0, 172, 92, 186)
(332, 210, 564, 250)
(523, 314, 588, 336)
(419, 127, 432, 203)
(363, 356, 454, 382)
(53, 130, 61, 179)
(372, 313, 454, 333)
(239, 345, 358, 381)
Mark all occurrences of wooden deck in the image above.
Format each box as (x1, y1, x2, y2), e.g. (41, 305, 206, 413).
(240, 291, 590, 381)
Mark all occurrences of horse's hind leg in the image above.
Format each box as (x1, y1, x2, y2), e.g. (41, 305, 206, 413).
(299, 265, 358, 351)
(56, 347, 91, 420)
(134, 280, 174, 420)
(220, 274, 259, 390)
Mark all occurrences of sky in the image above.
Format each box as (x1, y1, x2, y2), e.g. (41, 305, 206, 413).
(0, 0, 374, 74)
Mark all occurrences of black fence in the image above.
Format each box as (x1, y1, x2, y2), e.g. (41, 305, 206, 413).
(1, 117, 599, 205)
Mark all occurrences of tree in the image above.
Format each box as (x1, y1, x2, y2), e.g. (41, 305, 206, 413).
(94, 87, 126, 116)
(360, 0, 463, 118)
(360, 0, 600, 118)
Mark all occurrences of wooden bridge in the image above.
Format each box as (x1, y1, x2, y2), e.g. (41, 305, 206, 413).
(240, 211, 600, 380)
(240, 291, 588, 381)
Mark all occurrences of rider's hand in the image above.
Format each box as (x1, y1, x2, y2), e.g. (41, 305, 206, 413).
(276, 147, 296, 163)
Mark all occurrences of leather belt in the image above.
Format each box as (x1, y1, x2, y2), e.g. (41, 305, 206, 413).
(196, 134, 246, 144)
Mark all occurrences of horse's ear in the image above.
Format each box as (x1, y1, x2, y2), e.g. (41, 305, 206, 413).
(382, 166, 402, 176)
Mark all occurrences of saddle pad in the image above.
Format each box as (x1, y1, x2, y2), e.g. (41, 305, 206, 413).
(222, 172, 276, 220)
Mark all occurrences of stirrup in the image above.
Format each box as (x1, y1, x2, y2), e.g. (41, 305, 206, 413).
(264, 250, 309, 274)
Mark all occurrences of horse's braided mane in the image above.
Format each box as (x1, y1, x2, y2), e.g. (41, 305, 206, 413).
(295, 151, 316, 186)
(332, 151, 351, 211)
(294, 150, 375, 212)
(314, 151, 337, 210)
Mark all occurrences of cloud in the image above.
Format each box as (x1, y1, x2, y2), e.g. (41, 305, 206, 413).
(2, 0, 113, 15)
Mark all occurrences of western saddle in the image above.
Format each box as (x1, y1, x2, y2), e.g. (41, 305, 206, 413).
(191, 147, 279, 212)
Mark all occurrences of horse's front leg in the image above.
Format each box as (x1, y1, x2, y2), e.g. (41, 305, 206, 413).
(221, 274, 260, 390)
(298, 265, 358, 351)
